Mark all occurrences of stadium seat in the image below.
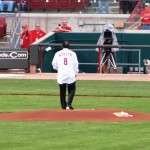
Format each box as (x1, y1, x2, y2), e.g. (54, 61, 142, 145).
(44, 0, 57, 11)
(70, 0, 85, 11)
(0, 16, 7, 38)
(84, 0, 90, 6)
(57, 0, 71, 11)
(28, 0, 44, 11)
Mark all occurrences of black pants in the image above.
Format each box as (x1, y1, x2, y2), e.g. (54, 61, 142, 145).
(59, 82, 76, 109)
(120, 1, 133, 14)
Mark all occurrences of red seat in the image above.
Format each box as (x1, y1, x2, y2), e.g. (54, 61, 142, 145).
(44, 0, 57, 11)
(57, 0, 71, 11)
(84, 0, 90, 6)
(0, 16, 7, 38)
(28, 0, 44, 11)
(70, 0, 85, 11)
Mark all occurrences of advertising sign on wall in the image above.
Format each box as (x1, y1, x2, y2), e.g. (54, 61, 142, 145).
(0, 49, 28, 69)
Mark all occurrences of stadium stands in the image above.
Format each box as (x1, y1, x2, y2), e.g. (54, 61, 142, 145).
(28, 0, 44, 11)
(23, 0, 89, 12)
(57, 0, 71, 11)
(44, 0, 57, 11)
(70, 0, 86, 11)
(0, 16, 7, 38)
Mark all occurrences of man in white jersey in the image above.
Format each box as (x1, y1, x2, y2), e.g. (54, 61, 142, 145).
(52, 41, 79, 110)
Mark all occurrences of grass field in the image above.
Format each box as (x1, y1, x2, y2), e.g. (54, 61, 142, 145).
(0, 79, 150, 150)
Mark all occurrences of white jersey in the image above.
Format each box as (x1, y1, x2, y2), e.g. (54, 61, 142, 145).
(52, 48, 79, 84)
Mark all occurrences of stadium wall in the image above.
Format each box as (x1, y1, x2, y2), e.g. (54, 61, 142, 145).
(32, 31, 150, 74)
(19, 13, 129, 33)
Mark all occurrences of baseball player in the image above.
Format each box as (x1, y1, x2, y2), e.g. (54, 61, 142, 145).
(52, 41, 79, 110)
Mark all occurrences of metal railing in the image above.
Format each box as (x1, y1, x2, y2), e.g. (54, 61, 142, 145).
(30, 43, 147, 74)
(9, 14, 21, 48)
(68, 48, 141, 73)
(117, 49, 141, 73)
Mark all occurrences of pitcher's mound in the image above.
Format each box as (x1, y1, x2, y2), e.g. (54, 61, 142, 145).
(0, 109, 150, 122)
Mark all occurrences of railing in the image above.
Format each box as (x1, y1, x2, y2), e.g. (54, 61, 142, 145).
(30, 43, 147, 74)
(117, 49, 141, 73)
(0, 13, 20, 48)
(10, 15, 21, 49)
(68, 48, 141, 73)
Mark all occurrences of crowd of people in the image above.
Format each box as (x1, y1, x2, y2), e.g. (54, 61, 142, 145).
(16, 19, 72, 49)
(14, 19, 71, 73)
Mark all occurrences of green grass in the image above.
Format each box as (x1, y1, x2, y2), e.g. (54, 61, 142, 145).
(1, 79, 150, 96)
(0, 121, 150, 150)
(0, 79, 150, 150)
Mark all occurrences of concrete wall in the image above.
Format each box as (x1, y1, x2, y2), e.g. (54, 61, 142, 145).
(19, 13, 129, 33)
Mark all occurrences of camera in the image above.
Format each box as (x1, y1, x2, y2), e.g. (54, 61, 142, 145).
(103, 29, 113, 53)
(104, 29, 113, 39)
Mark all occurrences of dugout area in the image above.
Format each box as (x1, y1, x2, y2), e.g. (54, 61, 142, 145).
(30, 32, 150, 74)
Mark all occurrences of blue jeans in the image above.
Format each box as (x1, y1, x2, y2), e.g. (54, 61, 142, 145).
(141, 25, 150, 30)
(98, 0, 109, 13)
(17, 3, 27, 11)
(0, 1, 15, 12)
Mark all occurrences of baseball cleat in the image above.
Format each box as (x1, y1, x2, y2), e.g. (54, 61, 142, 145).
(66, 105, 74, 110)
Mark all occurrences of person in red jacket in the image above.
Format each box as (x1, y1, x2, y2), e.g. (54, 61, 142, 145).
(140, 3, 150, 30)
(20, 24, 33, 49)
(30, 22, 46, 43)
(15, 23, 33, 73)
(15, 23, 33, 49)
(54, 19, 72, 32)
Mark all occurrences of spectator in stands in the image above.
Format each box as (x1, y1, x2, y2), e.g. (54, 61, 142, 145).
(16, 24, 33, 73)
(140, 2, 150, 30)
(17, 0, 28, 11)
(30, 22, 46, 43)
(119, 0, 135, 14)
(21, 24, 33, 49)
(98, 0, 109, 14)
(54, 19, 72, 32)
(131, 0, 139, 11)
(16, 24, 33, 49)
(0, 0, 16, 12)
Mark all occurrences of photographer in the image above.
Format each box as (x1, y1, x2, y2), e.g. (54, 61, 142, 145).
(53, 19, 72, 32)
(96, 24, 119, 73)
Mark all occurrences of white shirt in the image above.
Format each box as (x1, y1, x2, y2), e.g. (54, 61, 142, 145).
(52, 48, 79, 84)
